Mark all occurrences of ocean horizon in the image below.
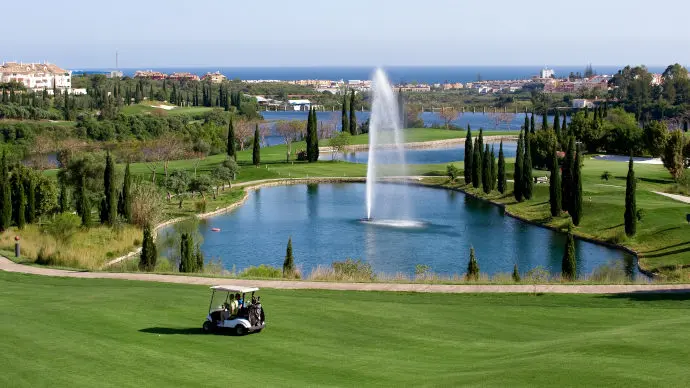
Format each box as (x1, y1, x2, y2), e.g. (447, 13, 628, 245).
(72, 65, 667, 84)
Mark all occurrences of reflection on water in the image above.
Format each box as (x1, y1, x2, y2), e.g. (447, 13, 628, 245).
(167, 183, 640, 279)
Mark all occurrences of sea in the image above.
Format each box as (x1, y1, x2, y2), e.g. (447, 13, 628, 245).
(72, 65, 668, 84)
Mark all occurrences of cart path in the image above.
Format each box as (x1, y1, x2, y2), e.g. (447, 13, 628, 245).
(2, 257, 689, 294)
(652, 191, 690, 204)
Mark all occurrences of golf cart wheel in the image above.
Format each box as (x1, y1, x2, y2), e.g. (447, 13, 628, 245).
(202, 321, 213, 334)
(235, 325, 247, 336)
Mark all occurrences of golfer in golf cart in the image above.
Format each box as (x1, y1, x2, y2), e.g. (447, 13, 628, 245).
(202, 285, 265, 335)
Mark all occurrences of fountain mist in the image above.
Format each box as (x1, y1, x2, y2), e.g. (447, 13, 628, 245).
(365, 68, 411, 220)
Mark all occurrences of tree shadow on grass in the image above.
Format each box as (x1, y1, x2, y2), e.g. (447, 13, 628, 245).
(642, 241, 690, 254)
(642, 247, 690, 259)
(604, 223, 624, 230)
(601, 291, 690, 302)
(139, 327, 204, 335)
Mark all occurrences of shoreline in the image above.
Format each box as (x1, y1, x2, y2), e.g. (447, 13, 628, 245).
(319, 135, 517, 153)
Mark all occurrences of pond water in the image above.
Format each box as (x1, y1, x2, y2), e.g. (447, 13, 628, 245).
(162, 183, 639, 279)
(320, 141, 517, 164)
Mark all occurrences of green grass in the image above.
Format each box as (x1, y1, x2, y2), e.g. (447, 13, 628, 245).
(1, 272, 689, 387)
(119, 102, 213, 116)
(348, 128, 515, 145)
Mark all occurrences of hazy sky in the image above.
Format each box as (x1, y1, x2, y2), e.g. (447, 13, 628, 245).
(1, 0, 688, 68)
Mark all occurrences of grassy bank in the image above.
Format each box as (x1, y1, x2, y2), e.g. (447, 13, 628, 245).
(439, 157, 690, 278)
(1, 272, 689, 387)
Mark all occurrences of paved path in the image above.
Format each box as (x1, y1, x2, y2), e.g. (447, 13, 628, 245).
(3, 256, 689, 294)
(653, 191, 690, 204)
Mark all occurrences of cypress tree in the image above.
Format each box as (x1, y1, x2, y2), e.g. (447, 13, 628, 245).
(306, 108, 314, 162)
(341, 92, 349, 132)
(252, 124, 261, 166)
(512, 263, 521, 282)
(139, 224, 157, 272)
(482, 144, 491, 194)
(179, 233, 194, 273)
(530, 112, 535, 134)
(561, 113, 567, 135)
(58, 180, 68, 213)
(227, 118, 236, 160)
(12, 168, 25, 229)
(78, 175, 90, 227)
(514, 131, 524, 202)
(497, 141, 506, 193)
(349, 91, 357, 135)
(572, 151, 583, 226)
(522, 131, 533, 200)
(104, 152, 116, 225)
(311, 108, 320, 162)
(472, 139, 481, 189)
(542, 111, 548, 130)
(624, 156, 637, 236)
(24, 174, 35, 224)
(524, 114, 529, 131)
(122, 163, 132, 222)
(464, 127, 473, 185)
(0, 152, 11, 232)
(553, 110, 561, 139)
(477, 128, 484, 161)
(684, 120, 689, 133)
(466, 246, 479, 281)
(549, 144, 562, 217)
(195, 243, 204, 273)
(561, 224, 577, 281)
(490, 146, 497, 191)
(561, 137, 575, 213)
(283, 237, 295, 278)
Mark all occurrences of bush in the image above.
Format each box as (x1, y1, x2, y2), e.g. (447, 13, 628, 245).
(446, 164, 460, 181)
(331, 258, 375, 281)
(296, 150, 308, 161)
(43, 212, 81, 242)
(194, 200, 207, 213)
(601, 171, 611, 181)
(240, 264, 282, 279)
(130, 181, 163, 227)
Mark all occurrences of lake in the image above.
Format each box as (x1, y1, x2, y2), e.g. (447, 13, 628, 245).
(320, 142, 517, 164)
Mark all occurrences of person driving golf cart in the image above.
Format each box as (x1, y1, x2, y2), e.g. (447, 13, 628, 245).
(203, 285, 266, 335)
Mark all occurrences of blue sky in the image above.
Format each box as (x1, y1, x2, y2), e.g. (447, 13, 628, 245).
(1, 0, 688, 68)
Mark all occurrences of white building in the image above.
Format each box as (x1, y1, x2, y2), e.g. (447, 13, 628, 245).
(540, 67, 555, 79)
(0, 62, 72, 92)
(572, 99, 594, 109)
(287, 99, 311, 111)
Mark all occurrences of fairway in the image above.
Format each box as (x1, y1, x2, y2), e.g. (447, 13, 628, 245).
(1, 272, 689, 387)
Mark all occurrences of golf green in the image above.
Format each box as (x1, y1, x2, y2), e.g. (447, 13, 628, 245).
(1, 272, 689, 387)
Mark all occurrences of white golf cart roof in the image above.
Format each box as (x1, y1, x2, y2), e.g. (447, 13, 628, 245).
(210, 285, 259, 293)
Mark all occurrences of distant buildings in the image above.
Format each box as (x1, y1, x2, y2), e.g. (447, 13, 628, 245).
(288, 99, 311, 111)
(540, 67, 555, 79)
(572, 99, 595, 109)
(108, 70, 123, 79)
(0, 62, 72, 92)
(169, 72, 200, 81)
(134, 70, 167, 80)
(201, 71, 226, 83)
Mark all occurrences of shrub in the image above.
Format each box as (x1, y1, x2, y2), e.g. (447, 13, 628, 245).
(525, 266, 551, 284)
(283, 237, 296, 278)
(240, 264, 282, 279)
(296, 150, 308, 161)
(194, 200, 207, 213)
(43, 212, 81, 242)
(466, 247, 479, 281)
(130, 181, 163, 227)
(600, 171, 611, 181)
(446, 164, 460, 181)
(331, 258, 375, 281)
(512, 264, 521, 282)
(415, 264, 431, 277)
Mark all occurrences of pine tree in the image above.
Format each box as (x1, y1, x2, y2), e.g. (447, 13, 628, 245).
(104, 152, 116, 225)
(464, 127, 473, 185)
(0, 152, 11, 232)
(530, 112, 535, 133)
(497, 141, 506, 193)
(78, 175, 90, 227)
(522, 131, 533, 200)
(139, 224, 157, 272)
(482, 144, 491, 193)
(624, 155, 637, 236)
(572, 151, 583, 226)
(514, 131, 524, 202)
(562, 224, 577, 281)
(542, 111, 548, 130)
(512, 264, 521, 282)
(122, 163, 132, 222)
(561, 137, 575, 213)
(12, 168, 25, 229)
(472, 139, 481, 189)
(341, 92, 349, 132)
(24, 174, 35, 224)
(549, 144, 562, 217)
(227, 118, 236, 160)
(466, 246, 479, 281)
(283, 237, 295, 278)
(252, 124, 261, 166)
(349, 91, 357, 135)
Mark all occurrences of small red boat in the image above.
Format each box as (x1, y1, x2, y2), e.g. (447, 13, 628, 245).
(211, 228, 221, 232)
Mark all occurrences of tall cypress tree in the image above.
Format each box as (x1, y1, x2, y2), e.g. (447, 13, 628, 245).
(341, 92, 349, 133)
(572, 151, 583, 226)
(310, 108, 320, 162)
(561, 113, 567, 136)
(477, 128, 484, 161)
(490, 145, 497, 191)
(522, 131, 533, 200)
(58, 180, 68, 213)
(283, 237, 295, 277)
(542, 111, 548, 130)
(524, 114, 529, 131)
(0, 152, 11, 232)
(305, 108, 314, 162)
(549, 144, 562, 217)
(12, 168, 25, 229)
(464, 127, 473, 185)
(467, 246, 479, 281)
(227, 118, 236, 160)
(472, 139, 481, 189)
(252, 124, 261, 166)
(24, 173, 35, 224)
(497, 141, 506, 193)
(78, 175, 90, 227)
(514, 131, 524, 202)
(122, 163, 132, 222)
(104, 152, 116, 225)
(349, 91, 357, 135)
(561, 137, 575, 213)
(530, 112, 535, 134)
(482, 144, 491, 194)
(179, 233, 194, 273)
(624, 156, 637, 236)
(139, 224, 157, 272)
(561, 223, 577, 281)
(553, 110, 561, 139)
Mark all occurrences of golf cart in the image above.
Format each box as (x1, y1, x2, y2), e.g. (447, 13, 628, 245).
(202, 285, 265, 335)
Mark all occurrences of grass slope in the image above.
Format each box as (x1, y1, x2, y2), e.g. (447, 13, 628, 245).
(1, 272, 689, 387)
